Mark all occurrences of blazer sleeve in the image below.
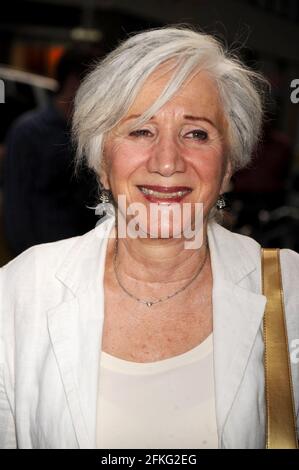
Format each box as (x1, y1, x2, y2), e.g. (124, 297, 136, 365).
(0, 268, 17, 449)
(0, 365, 17, 448)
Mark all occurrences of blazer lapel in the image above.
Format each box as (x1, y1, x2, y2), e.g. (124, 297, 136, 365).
(207, 222, 267, 446)
(47, 288, 107, 448)
(212, 279, 266, 445)
(47, 215, 115, 449)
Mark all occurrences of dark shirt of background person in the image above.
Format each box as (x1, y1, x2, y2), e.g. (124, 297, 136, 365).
(2, 48, 102, 256)
(229, 110, 293, 228)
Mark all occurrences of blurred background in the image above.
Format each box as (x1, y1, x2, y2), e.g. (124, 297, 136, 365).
(1, 0, 299, 266)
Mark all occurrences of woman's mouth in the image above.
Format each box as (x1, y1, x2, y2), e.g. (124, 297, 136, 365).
(136, 185, 192, 203)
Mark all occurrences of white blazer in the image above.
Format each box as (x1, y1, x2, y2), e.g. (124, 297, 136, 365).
(0, 215, 298, 449)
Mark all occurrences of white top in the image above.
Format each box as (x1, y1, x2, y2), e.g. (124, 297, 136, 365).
(96, 333, 219, 449)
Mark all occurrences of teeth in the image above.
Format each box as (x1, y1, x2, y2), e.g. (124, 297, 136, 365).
(139, 187, 189, 198)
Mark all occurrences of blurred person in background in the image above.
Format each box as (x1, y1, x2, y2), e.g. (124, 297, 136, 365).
(230, 101, 293, 229)
(2, 48, 100, 256)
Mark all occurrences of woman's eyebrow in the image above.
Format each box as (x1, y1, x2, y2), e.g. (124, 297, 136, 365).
(123, 114, 217, 129)
(183, 115, 217, 129)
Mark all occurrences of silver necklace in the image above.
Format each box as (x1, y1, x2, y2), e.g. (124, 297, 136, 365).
(113, 236, 209, 307)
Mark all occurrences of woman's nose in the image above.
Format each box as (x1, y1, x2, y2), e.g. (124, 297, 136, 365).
(146, 133, 186, 176)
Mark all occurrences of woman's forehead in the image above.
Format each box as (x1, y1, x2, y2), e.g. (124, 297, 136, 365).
(122, 67, 225, 128)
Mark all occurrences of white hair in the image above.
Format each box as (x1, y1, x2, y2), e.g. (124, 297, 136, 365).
(72, 25, 269, 180)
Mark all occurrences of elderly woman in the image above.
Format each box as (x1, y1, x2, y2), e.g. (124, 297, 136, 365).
(0, 26, 298, 450)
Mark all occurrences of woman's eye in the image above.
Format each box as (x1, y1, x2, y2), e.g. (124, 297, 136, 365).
(129, 129, 152, 137)
(185, 130, 208, 141)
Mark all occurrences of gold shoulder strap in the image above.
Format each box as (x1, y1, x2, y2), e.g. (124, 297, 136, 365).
(261, 248, 298, 449)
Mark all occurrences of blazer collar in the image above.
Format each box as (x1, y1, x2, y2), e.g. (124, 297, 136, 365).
(207, 220, 257, 284)
(49, 215, 266, 448)
(48, 216, 116, 448)
(54, 215, 116, 295)
(207, 220, 266, 446)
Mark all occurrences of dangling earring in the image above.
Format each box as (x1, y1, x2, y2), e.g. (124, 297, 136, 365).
(216, 195, 226, 210)
(93, 188, 115, 224)
(99, 188, 111, 205)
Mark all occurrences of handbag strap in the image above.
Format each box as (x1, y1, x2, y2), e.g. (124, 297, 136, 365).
(261, 248, 298, 449)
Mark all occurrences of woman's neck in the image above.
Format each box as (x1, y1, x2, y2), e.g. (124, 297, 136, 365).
(109, 223, 209, 287)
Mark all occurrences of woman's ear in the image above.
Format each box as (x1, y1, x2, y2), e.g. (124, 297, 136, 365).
(220, 158, 233, 194)
(99, 153, 110, 190)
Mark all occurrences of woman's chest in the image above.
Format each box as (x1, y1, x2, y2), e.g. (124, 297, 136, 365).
(101, 291, 213, 362)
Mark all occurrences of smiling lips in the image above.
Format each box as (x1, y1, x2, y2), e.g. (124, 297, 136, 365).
(137, 185, 192, 203)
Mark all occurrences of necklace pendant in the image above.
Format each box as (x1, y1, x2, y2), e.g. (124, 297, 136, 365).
(146, 301, 153, 307)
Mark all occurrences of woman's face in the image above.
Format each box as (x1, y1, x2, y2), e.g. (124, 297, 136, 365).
(101, 66, 232, 241)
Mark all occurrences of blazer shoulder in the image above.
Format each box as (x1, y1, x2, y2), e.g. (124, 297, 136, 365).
(280, 246, 299, 266)
(279, 248, 299, 299)
(0, 234, 84, 285)
(211, 221, 262, 255)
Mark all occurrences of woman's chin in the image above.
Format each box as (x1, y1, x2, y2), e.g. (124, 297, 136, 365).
(126, 218, 198, 242)
(117, 202, 204, 242)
